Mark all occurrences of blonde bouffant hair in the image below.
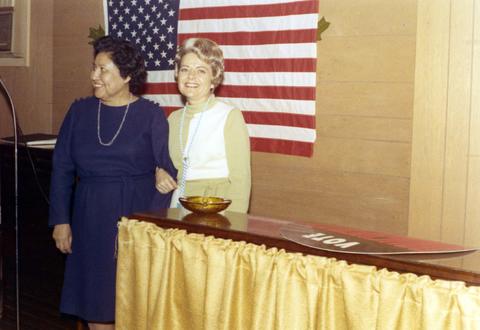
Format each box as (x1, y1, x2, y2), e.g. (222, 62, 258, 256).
(174, 38, 225, 88)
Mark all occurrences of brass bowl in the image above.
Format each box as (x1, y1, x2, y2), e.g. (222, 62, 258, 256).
(179, 196, 232, 214)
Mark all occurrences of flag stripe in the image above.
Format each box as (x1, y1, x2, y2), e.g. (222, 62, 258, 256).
(145, 94, 316, 115)
(144, 83, 315, 101)
(146, 58, 316, 74)
(178, 29, 317, 46)
(146, 70, 318, 87)
(242, 111, 315, 128)
(221, 43, 316, 59)
(159, 107, 315, 129)
(250, 137, 314, 157)
(247, 124, 316, 142)
(217, 85, 315, 100)
(181, 0, 308, 8)
(225, 58, 317, 73)
(178, 14, 318, 34)
(224, 72, 316, 87)
(180, 1, 318, 20)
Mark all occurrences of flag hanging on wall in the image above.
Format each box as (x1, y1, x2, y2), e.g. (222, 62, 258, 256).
(104, 0, 318, 157)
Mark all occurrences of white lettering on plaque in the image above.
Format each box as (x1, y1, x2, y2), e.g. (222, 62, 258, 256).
(302, 233, 360, 249)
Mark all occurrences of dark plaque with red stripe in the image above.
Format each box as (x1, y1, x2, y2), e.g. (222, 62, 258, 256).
(280, 223, 478, 255)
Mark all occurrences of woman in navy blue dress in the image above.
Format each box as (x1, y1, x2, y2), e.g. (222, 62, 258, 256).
(48, 36, 175, 329)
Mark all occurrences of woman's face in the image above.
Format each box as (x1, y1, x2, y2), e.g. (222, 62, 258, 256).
(91, 52, 131, 105)
(177, 52, 214, 105)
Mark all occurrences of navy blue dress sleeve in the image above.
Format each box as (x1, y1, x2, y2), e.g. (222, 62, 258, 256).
(149, 106, 177, 210)
(48, 102, 77, 226)
(151, 106, 176, 178)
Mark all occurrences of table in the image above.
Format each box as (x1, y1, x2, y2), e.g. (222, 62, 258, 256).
(115, 209, 480, 330)
(132, 208, 480, 286)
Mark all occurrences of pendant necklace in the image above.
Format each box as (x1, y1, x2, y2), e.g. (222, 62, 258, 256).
(177, 96, 211, 199)
(97, 94, 132, 146)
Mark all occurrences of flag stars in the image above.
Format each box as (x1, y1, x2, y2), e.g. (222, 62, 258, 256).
(108, 0, 180, 71)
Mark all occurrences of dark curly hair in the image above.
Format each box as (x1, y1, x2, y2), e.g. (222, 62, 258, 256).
(93, 36, 147, 95)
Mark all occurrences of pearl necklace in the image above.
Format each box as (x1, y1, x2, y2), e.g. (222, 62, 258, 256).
(177, 96, 211, 199)
(97, 95, 132, 146)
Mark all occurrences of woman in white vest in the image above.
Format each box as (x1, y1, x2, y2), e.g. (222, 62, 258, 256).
(155, 38, 251, 213)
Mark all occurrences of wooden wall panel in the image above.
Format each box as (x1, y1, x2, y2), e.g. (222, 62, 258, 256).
(52, 0, 103, 131)
(441, 0, 475, 244)
(1, 1, 419, 237)
(249, 0, 416, 230)
(317, 115, 411, 142)
(408, 0, 450, 240)
(317, 81, 413, 118)
(321, 0, 417, 36)
(409, 0, 480, 248)
(320, 36, 415, 82)
(465, 0, 480, 252)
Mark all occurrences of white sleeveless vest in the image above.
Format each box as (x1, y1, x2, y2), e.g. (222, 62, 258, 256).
(184, 101, 233, 180)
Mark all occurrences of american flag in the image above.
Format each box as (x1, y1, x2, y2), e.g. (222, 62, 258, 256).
(104, 0, 318, 157)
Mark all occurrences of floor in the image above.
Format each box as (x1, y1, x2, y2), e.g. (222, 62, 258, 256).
(0, 231, 83, 330)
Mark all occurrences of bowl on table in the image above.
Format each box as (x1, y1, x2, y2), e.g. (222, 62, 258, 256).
(179, 196, 232, 214)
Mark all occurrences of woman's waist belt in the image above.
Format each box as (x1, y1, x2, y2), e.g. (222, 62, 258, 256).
(79, 172, 154, 184)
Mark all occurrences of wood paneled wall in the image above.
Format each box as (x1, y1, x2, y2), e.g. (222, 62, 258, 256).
(409, 0, 480, 248)
(249, 0, 416, 234)
(52, 0, 103, 131)
(0, 1, 419, 236)
(0, 0, 53, 136)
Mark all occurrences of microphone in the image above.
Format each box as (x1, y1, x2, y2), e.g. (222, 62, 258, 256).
(0, 76, 21, 330)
